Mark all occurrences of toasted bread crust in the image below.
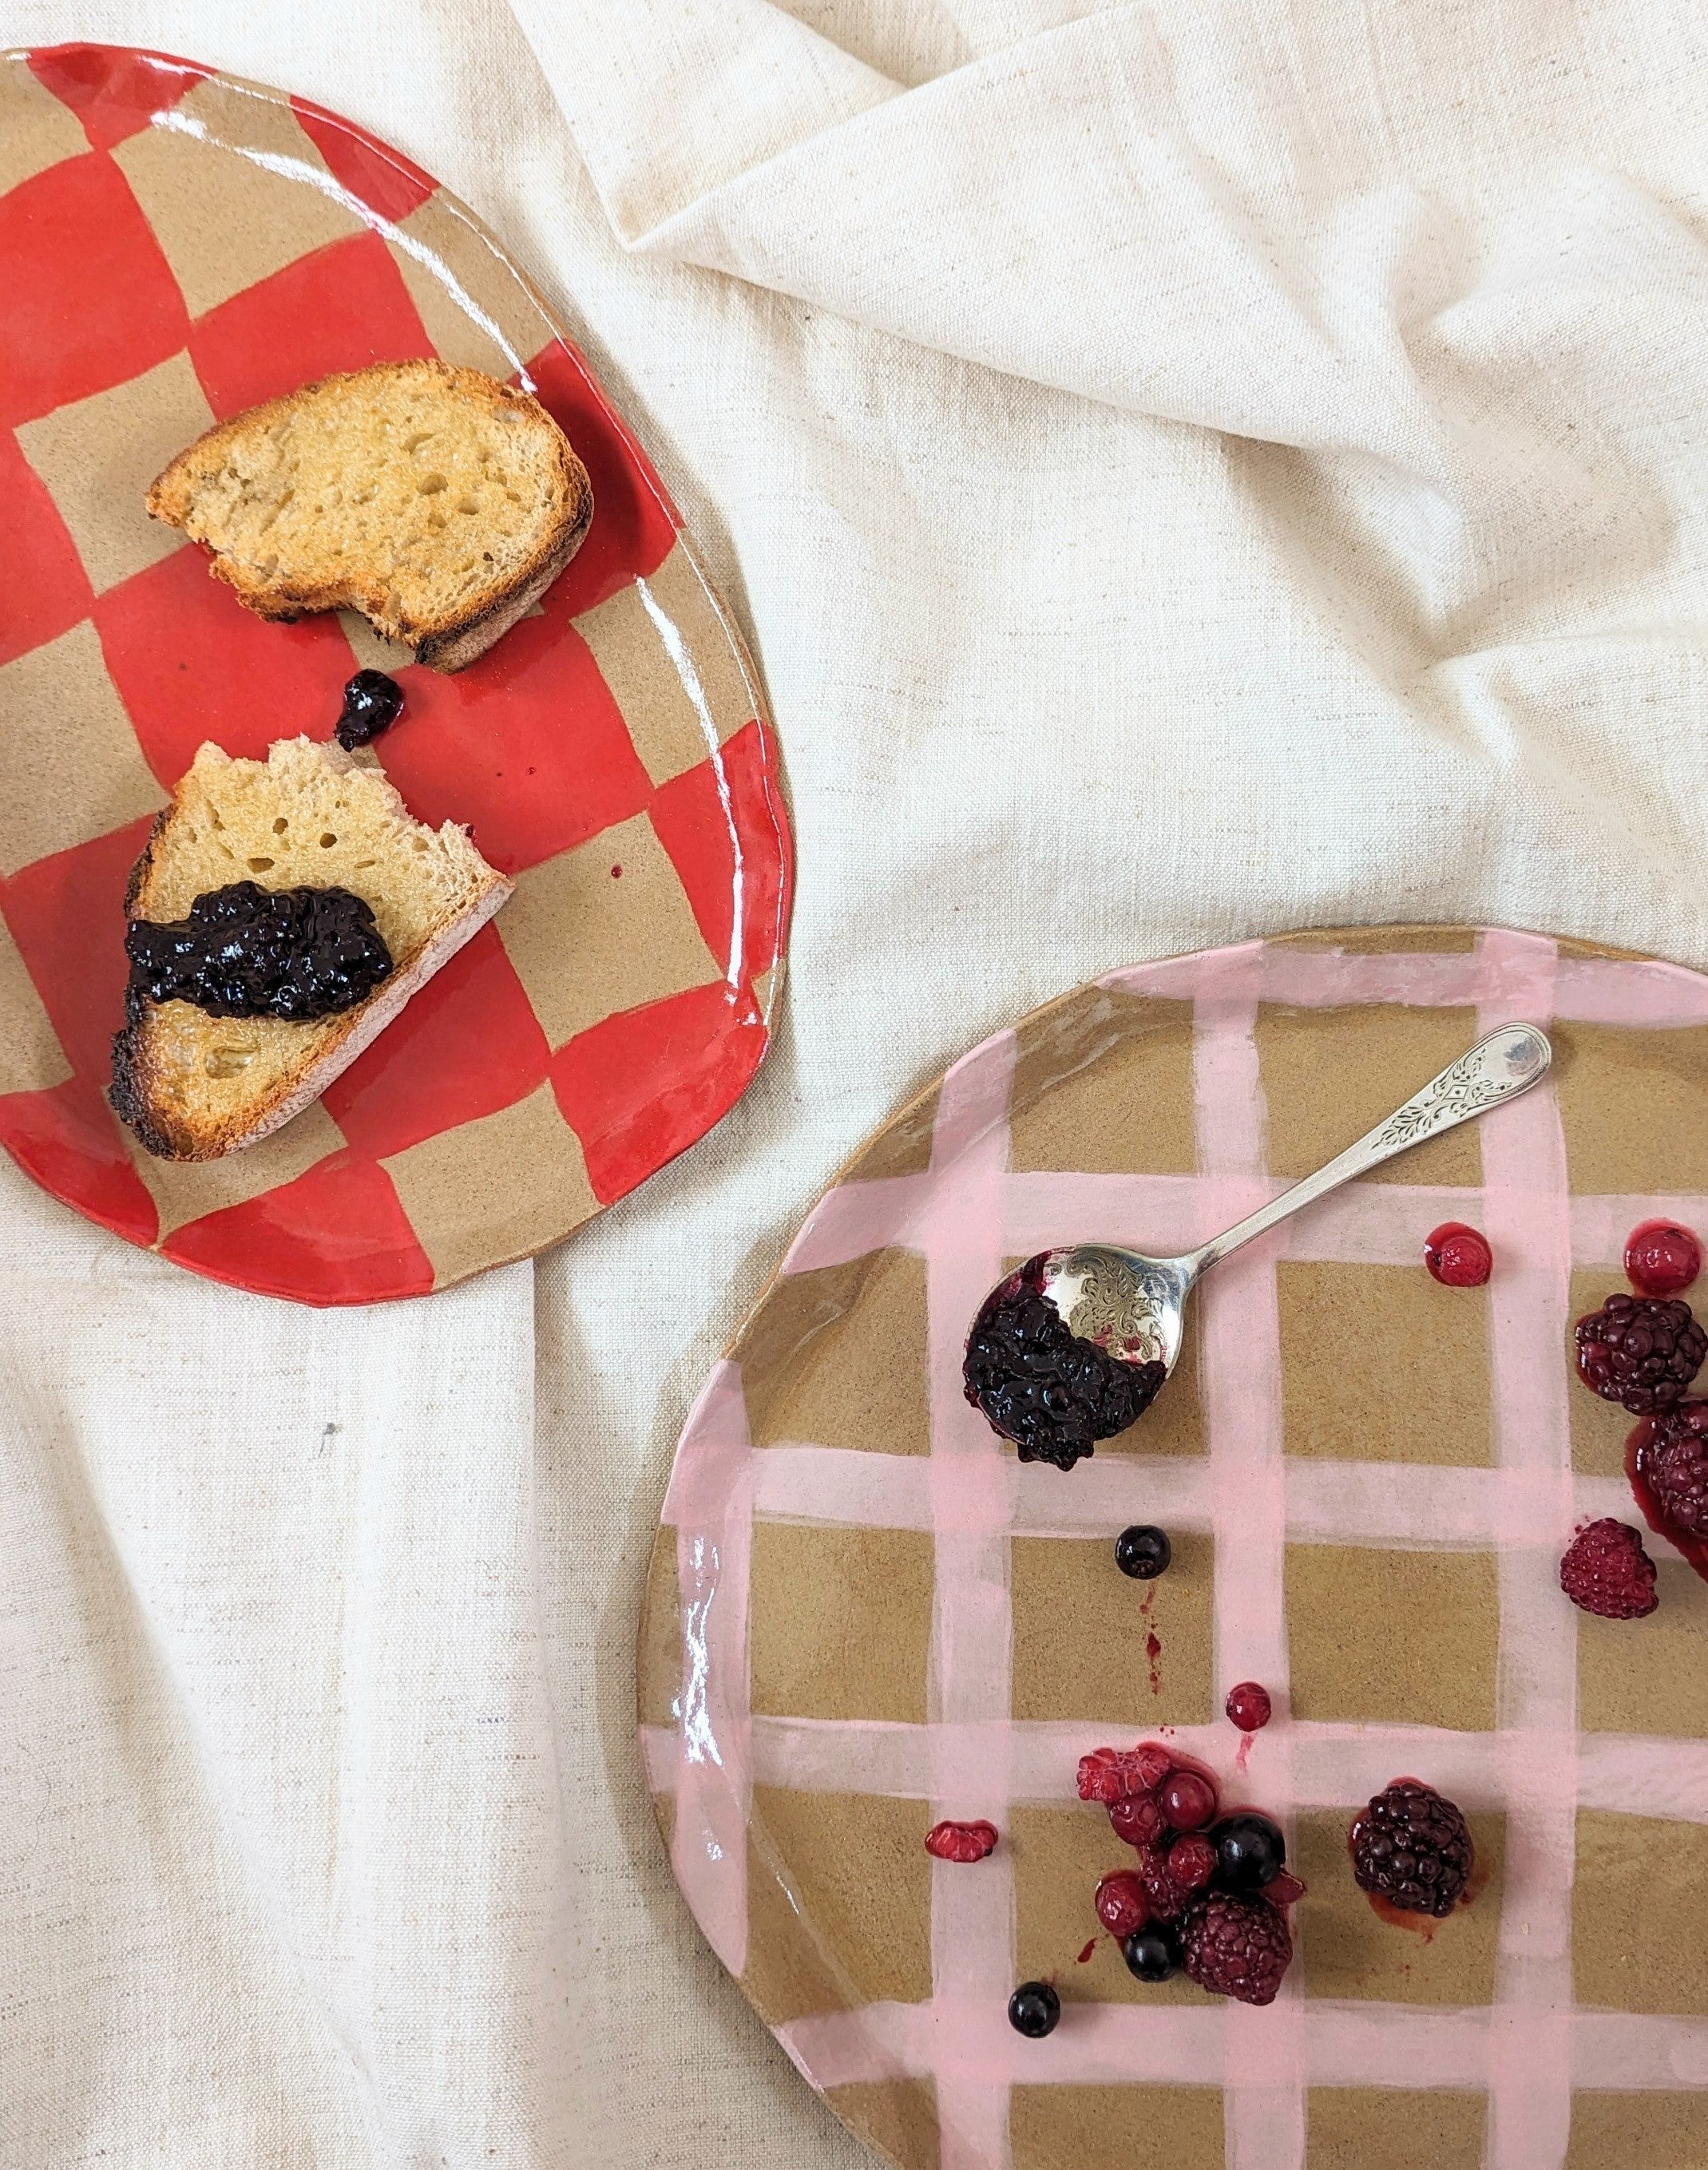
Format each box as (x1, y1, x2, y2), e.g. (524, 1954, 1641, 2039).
(146, 360, 592, 672)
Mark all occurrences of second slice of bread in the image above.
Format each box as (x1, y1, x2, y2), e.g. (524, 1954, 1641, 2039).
(111, 737, 512, 1160)
(146, 360, 592, 671)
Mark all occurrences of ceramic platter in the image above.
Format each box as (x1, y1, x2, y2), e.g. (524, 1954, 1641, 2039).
(640, 925, 1708, 2170)
(0, 44, 790, 1304)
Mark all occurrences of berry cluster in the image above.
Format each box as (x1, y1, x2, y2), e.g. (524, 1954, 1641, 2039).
(1077, 1740, 1302, 2006)
(1563, 1230, 1708, 1610)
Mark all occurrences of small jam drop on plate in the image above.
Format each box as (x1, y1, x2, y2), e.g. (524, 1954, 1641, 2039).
(335, 668, 405, 750)
(1424, 1222, 1492, 1287)
(1625, 1219, 1704, 1299)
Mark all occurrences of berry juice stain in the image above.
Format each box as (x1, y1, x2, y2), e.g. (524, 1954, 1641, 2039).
(1625, 1219, 1703, 1298)
(1076, 1938, 1098, 1965)
(1141, 1588, 1163, 1696)
(1235, 1734, 1254, 1775)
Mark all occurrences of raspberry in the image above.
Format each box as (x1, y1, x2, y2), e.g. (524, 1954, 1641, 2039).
(1076, 1743, 1171, 1804)
(924, 1819, 999, 1863)
(1575, 1294, 1707, 1415)
(1094, 1870, 1149, 1938)
(1108, 1793, 1167, 1847)
(1559, 1519, 1658, 1619)
(963, 1254, 1167, 1468)
(1159, 1769, 1218, 1831)
(1180, 1891, 1293, 2006)
(1225, 1681, 1272, 1732)
(1131, 1842, 1199, 1923)
(1640, 1400, 1708, 1538)
(1168, 1835, 1217, 1891)
(1350, 1781, 1473, 1918)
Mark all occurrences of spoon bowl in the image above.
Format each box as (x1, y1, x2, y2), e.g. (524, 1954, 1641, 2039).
(964, 1021, 1553, 1467)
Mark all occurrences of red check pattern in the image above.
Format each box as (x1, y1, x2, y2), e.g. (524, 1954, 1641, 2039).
(0, 46, 791, 1305)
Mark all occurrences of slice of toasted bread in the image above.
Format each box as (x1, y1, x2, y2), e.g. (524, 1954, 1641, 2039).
(110, 737, 512, 1161)
(145, 360, 592, 671)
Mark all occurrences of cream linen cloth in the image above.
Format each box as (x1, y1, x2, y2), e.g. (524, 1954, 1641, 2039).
(2, 2, 1708, 2165)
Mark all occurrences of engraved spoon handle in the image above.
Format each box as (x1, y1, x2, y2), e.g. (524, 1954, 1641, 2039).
(1183, 1023, 1552, 1280)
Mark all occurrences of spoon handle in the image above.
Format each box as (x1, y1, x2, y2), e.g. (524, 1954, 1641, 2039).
(1187, 1022, 1552, 1278)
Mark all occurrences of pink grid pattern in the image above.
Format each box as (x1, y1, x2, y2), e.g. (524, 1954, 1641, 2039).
(650, 930, 1708, 2170)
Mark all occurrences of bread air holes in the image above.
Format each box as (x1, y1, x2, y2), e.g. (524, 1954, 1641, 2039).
(272, 817, 288, 834)
(319, 833, 338, 848)
(248, 857, 275, 873)
(417, 473, 448, 494)
(205, 1044, 256, 1079)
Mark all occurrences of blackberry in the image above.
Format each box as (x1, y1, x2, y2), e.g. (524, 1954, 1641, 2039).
(335, 668, 405, 750)
(1559, 1519, 1658, 1619)
(1115, 1525, 1171, 1579)
(1575, 1293, 1706, 1415)
(1179, 1891, 1293, 2006)
(1639, 1400, 1708, 1538)
(1008, 1981, 1060, 2037)
(124, 881, 393, 1021)
(1122, 1924, 1182, 1983)
(962, 1254, 1167, 1470)
(1350, 1781, 1472, 1919)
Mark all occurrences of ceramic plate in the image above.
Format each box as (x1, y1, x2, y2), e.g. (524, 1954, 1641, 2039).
(640, 925, 1708, 2170)
(0, 44, 791, 1305)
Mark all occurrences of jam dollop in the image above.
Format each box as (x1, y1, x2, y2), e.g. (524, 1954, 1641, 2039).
(335, 669, 405, 750)
(125, 881, 394, 1021)
(1624, 1219, 1703, 1299)
(962, 1253, 1166, 1469)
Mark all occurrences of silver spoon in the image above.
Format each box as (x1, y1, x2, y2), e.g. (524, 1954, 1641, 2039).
(963, 1021, 1552, 1466)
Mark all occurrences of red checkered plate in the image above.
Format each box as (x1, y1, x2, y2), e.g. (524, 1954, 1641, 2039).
(0, 45, 791, 1305)
(640, 926, 1708, 2170)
